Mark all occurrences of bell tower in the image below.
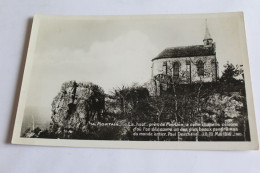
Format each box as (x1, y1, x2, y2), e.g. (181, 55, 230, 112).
(203, 19, 213, 47)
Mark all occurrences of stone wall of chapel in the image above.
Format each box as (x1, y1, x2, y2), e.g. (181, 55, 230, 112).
(151, 55, 217, 84)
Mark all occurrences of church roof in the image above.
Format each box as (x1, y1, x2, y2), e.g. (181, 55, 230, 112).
(152, 45, 215, 61)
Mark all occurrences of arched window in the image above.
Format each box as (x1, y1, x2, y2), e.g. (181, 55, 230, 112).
(173, 62, 180, 77)
(163, 61, 167, 74)
(197, 60, 204, 76)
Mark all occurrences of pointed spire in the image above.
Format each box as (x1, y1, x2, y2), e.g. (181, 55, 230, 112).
(204, 19, 211, 40)
(203, 19, 213, 47)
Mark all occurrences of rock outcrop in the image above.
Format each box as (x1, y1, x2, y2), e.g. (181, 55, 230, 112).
(50, 81, 105, 138)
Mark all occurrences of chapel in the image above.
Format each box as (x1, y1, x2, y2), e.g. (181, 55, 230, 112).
(151, 21, 218, 95)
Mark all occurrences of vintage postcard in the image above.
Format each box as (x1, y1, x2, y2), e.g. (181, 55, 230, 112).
(12, 13, 259, 150)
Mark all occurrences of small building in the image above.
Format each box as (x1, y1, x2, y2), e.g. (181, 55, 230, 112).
(151, 21, 218, 95)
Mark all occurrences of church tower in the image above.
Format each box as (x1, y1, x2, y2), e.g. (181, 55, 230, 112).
(203, 20, 213, 47)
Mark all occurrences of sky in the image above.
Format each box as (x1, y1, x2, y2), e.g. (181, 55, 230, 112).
(25, 14, 245, 111)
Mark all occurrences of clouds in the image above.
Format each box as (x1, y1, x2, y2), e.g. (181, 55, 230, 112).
(26, 15, 245, 109)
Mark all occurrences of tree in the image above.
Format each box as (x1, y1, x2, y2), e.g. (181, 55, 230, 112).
(220, 62, 242, 83)
(111, 85, 150, 121)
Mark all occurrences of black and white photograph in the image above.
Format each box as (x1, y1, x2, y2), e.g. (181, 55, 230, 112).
(11, 13, 258, 150)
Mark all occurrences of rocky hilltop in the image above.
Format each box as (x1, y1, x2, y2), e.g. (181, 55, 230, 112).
(21, 67, 250, 141)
